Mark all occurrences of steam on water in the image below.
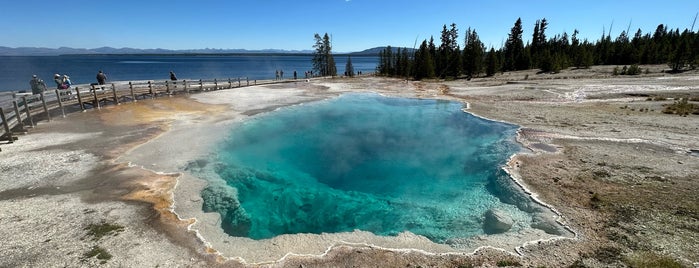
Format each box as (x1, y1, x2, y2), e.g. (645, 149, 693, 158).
(202, 93, 528, 242)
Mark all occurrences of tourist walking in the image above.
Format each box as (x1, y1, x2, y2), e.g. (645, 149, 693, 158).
(53, 74, 63, 89)
(29, 75, 47, 95)
(96, 70, 107, 85)
(169, 71, 177, 81)
(61, 75, 72, 89)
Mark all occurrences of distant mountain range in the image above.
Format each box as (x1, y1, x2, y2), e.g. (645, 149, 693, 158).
(0, 46, 410, 56)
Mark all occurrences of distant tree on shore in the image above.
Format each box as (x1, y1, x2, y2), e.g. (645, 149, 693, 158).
(376, 18, 699, 80)
(437, 23, 462, 78)
(485, 47, 499, 77)
(503, 18, 528, 71)
(463, 27, 485, 78)
(312, 33, 337, 77)
(345, 56, 355, 77)
(412, 40, 436, 80)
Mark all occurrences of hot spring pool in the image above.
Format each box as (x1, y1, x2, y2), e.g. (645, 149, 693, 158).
(201, 93, 532, 243)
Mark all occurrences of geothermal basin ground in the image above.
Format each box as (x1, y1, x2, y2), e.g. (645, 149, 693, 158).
(1, 65, 698, 267)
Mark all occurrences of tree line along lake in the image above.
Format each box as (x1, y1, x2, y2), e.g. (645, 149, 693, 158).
(0, 54, 379, 92)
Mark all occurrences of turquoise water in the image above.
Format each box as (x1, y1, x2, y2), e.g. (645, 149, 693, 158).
(203, 93, 524, 243)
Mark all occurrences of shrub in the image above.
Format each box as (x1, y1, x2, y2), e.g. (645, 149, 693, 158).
(662, 98, 695, 116)
(497, 260, 522, 267)
(626, 64, 642, 75)
(624, 251, 684, 268)
(84, 221, 125, 241)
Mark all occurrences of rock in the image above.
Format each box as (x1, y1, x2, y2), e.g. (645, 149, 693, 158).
(483, 208, 514, 234)
(531, 213, 563, 235)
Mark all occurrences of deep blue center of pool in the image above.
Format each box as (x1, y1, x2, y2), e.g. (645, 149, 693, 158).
(204, 93, 522, 242)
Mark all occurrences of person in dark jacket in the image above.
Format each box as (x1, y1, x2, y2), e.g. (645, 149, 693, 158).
(53, 74, 62, 89)
(169, 71, 177, 81)
(96, 70, 107, 85)
(29, 75, 47, 95)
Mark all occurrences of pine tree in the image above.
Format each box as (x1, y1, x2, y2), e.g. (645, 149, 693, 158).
(531, 18, 548, 67)
(463, 28, 485, 78)
(312, 34, 325, 75)
(345, 56, 354, 77)
(413, 40, 435, 80)
(437, 23, 461, 78)
(324, 34, 337, 76)
(400, 48, 411, 77)
(504, 18, 527, 71)
(312, 33, 337, 77)
(486, 47, 498, 76)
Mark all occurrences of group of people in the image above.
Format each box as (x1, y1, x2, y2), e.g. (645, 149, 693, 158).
(30, 70, 181, 95)
(274, 70, 284, 80)
(54, 74, 72, 90)
(29, 73, 74, 95)
(275, 70, 300, 80)
(29, 70, 110, 95)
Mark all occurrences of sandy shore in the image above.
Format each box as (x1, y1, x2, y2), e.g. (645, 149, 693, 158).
(1, 66, 698, 267)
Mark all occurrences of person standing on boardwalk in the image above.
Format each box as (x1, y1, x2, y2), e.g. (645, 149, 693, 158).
(53, 74, 63, 89)
(96, 70, 107, 85)
(293, 70, 297, 80)
(62, 75, 72, 89)
(169, 71, 177, 81)
(29, 75, 47, 95)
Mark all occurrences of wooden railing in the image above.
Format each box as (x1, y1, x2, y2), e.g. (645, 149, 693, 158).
(0, 77, 295, 150)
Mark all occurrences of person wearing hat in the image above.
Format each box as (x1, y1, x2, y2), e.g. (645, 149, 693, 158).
(29, 74, 47, 95)
(53, 74, 63, 89)
(62, 75, 72, 89)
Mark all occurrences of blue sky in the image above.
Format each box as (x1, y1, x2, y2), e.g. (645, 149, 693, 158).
(2, 0, 697, 52)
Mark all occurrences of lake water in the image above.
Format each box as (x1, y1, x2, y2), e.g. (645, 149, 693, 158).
(0, 55, 378, 92)
(202, 93, 530, 243)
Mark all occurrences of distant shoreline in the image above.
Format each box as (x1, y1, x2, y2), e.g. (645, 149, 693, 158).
(0, 53, 381, 57)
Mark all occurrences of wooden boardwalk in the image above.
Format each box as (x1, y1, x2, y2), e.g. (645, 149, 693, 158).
(0, 77, 297, 151)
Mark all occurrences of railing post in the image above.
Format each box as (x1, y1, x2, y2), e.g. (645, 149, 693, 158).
(183, 80, 189, 94)
(199, 79, 203, 91)
(54, 89, 66, 118)
(75, 87, 85, 111)
(238, 77, 241, 87)
(40, 91, 50, 121)
(129, 82, 136, 102)
(0, 107, 13, 143)
(165, 80, 170, 94)
(111, 84, 120, 105)
(247, 77, 249, 86)
(92, 87, 100, 109)
(12, 100, 25, 130)
(148, 81, 154, 98)
(22, 96, 34, 127)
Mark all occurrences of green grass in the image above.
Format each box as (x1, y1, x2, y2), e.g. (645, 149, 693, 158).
(496, 259, 522, 267)
(84, 221, 125, 241)
(624, 251, 685, 268)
